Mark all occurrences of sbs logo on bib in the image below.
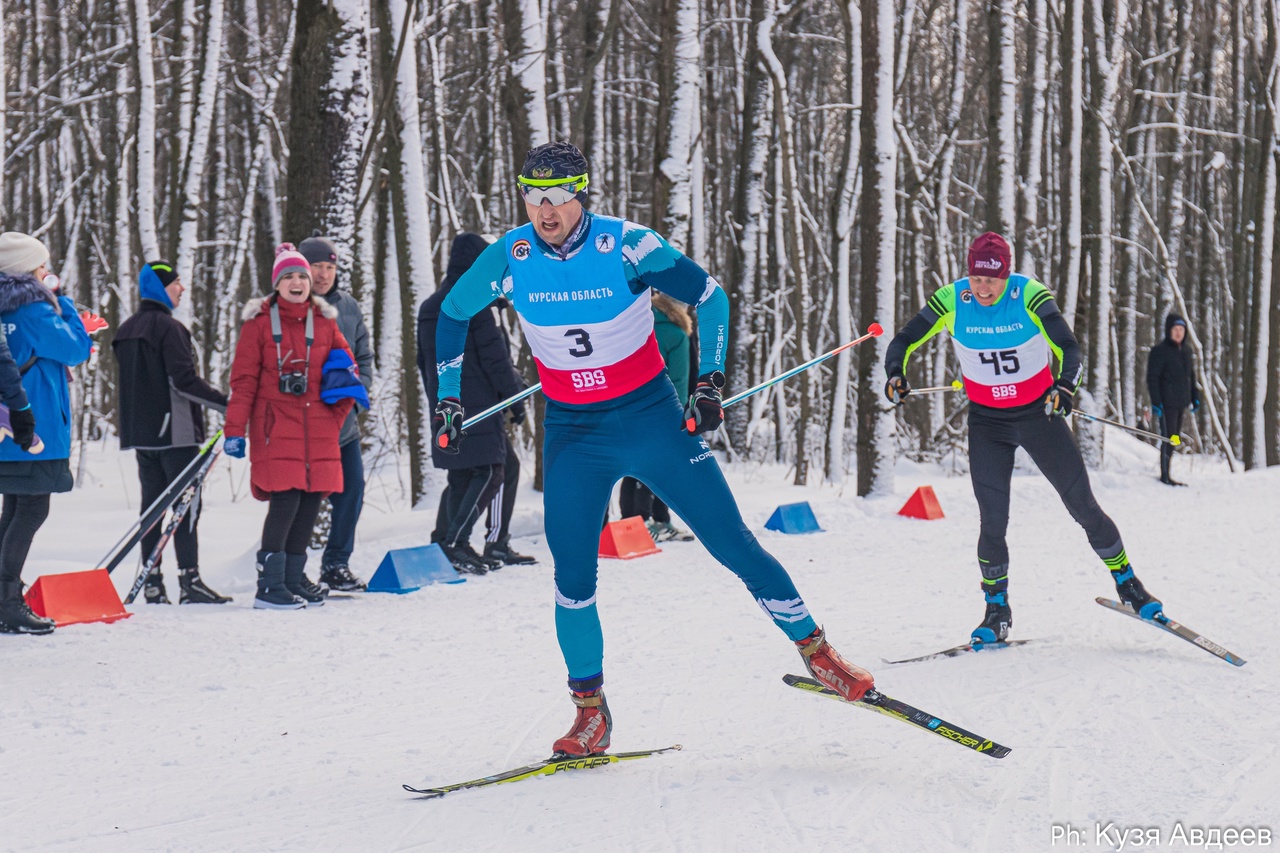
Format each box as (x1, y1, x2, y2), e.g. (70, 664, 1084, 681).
(512, 239, 531, 261)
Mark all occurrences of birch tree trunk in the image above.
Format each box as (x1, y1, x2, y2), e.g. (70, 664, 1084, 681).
(987, 0, 1017, 244)
(652, 0, 702, 255)
(826, 0, 861, 482)
(856, 0, 896, 497)
(133, 0, 160, 260)
(172, 0, 225, 325)
(1059, 0, 1085, 322)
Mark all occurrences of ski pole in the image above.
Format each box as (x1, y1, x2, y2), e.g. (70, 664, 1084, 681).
(720, 323, 884, 409)
(460, 384, 542, 432)
(1072, 410, 1181, 447)
(98, 429, 223, 574)
(909, 380, 964, 395)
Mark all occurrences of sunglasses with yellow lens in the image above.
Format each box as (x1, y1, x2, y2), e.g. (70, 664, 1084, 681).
(517, 173, 589, 206)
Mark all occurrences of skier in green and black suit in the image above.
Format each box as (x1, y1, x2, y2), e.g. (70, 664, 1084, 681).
(883, 232, 1164, 643)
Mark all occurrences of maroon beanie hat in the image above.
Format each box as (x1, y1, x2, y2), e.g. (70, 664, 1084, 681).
(967, 232, 1012, 280)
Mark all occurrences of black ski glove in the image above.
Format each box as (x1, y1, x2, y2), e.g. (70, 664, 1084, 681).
(684, 371, 726, 435)
(9, 405, 35, 452)
(884, 374, 910, 406)
(1043, 381, 1075, 418)
(433, 397, 464, 454)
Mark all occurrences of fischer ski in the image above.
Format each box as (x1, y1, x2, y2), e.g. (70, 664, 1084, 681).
(783, 675, 1011, 759)
(1096, 598, 1246, 667)
(403, 744, 683, 799)
(883, 639, 1033, 665)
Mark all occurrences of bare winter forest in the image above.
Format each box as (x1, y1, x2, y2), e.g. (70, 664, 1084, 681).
(1, 0, 1278, 503)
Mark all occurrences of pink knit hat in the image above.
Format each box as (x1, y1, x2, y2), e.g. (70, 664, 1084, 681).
(272, 243, 311, 289)
(967, 232, 1012, 280)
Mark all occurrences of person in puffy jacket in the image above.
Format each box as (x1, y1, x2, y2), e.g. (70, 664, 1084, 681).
(223, 245, 355, 610)
(1145, 313, 1200, 486)
(0, 232, 92, 635)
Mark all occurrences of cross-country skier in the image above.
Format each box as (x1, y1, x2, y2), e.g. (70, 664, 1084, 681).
(433, 141, 874, 757)
(883, 232, 1163, 643)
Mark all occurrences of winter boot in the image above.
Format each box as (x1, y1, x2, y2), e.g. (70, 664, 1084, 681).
(319, 563, 366, 592)
(179, 568, 231, 604)
(254, 551, 305, 610)
(144, 572, 171, 605)
(552, 683, 612, 757)
(457, 541, 501, 571)
(0, 581, 55, 635)
(284, 553, 329, 605)
(1112, 564, 1162, 619)
(441, 542, 487, 575)
(796, 627, 874, 702)
(483, 537, 537, 566)
(971, 563, 1011, 644)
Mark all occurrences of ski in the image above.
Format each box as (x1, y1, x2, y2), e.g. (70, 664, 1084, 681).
(403, 744, 683, 799)
(883, 639, 1034, 665)
(123, 450, 221, 604)
(99, 431, 222, 574)
(783, 675, 1011, 759)
(1095, 598, 1246, 667)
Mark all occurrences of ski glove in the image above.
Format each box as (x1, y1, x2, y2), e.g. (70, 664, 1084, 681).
(1043, 381, 1075, 418)
(1152, 404, 1164, 419)
(509, 401, 527, 425)
(884, 374, 910, 406)
(224, 436, 246, 458)
(684, 371, 726, 435)
(79, 311, 108, 334)
(9, 405, 35, 452)
(434, 397, 464, 454)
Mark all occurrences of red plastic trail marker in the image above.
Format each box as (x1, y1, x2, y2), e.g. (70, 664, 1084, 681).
(898, 486, 945, 520)
(599, 516, 662, 559)
(25, 569, 131, 627)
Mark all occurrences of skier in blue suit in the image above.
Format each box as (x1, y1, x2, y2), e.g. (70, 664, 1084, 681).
(434, 142, 875, 756)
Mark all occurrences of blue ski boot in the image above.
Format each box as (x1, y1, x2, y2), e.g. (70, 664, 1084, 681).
(1112, 565, 1162, 619)
(972, 563, 1011, 644)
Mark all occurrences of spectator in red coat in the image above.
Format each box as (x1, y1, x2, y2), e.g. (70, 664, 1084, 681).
(224, 244, 355, 610)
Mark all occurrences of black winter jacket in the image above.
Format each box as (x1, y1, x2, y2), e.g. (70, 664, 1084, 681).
(112, 300, 228, 449)
(416, 238, 525, 470)
(1146, 314, 1200, 410)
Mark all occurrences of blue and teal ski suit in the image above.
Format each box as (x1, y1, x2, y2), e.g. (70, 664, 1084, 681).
(436, 213, 818, 686)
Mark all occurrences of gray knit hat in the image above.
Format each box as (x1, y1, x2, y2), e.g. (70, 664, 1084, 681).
(0, 232, 50, 275)
(299, 231, 340, 266)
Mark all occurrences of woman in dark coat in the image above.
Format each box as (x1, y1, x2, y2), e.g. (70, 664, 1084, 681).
(224, 245, 354, 609)
(0, 232, 93, 634)
(1146, 313, 1200, 486)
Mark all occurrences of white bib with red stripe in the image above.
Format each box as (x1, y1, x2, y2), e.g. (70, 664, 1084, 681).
(951, 275, 1053, 407)
(505, 217, 665, 403)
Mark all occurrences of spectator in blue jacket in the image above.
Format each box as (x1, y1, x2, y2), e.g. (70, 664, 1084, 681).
(0, 232, 92, 635)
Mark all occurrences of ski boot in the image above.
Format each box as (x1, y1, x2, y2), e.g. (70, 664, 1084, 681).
(0, 581, 55, 635)
(796, 627, 874, 702)
(972, 562, 1010, 644)
(179, 568, 231, 604)
(284, 553, 329, 605)
(319, 563, 366, 592)
(1112, 565, 1162, 619)
(483, 537, 537, 566)
(552, 679, 612, 757)
(457, 542, 501, 571)
(144, 572, 171, 604)
(254, 551, 305, 610)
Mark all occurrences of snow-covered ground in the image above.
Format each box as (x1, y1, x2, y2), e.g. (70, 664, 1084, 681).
(1, 429, 1274, 852)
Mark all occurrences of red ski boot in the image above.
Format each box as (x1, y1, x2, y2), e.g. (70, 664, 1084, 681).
(551, 689, 612, 757)
(796, 627, 875, 702)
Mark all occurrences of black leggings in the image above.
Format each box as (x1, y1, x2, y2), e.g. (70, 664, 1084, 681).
(0, 493, 51, 584)
(968, 405, 1124, 569)
(262, 489, 324, 554)
(619, 477, 670, 523)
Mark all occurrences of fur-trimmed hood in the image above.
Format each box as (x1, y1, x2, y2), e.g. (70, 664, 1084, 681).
(0, 271, 60, 314)
(241, 294, 339, 323)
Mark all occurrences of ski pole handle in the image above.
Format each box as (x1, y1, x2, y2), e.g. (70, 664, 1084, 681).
(721, 323, 884, 409)
(1073, 410, 1181, 447)
(910, 380, 964, 395)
